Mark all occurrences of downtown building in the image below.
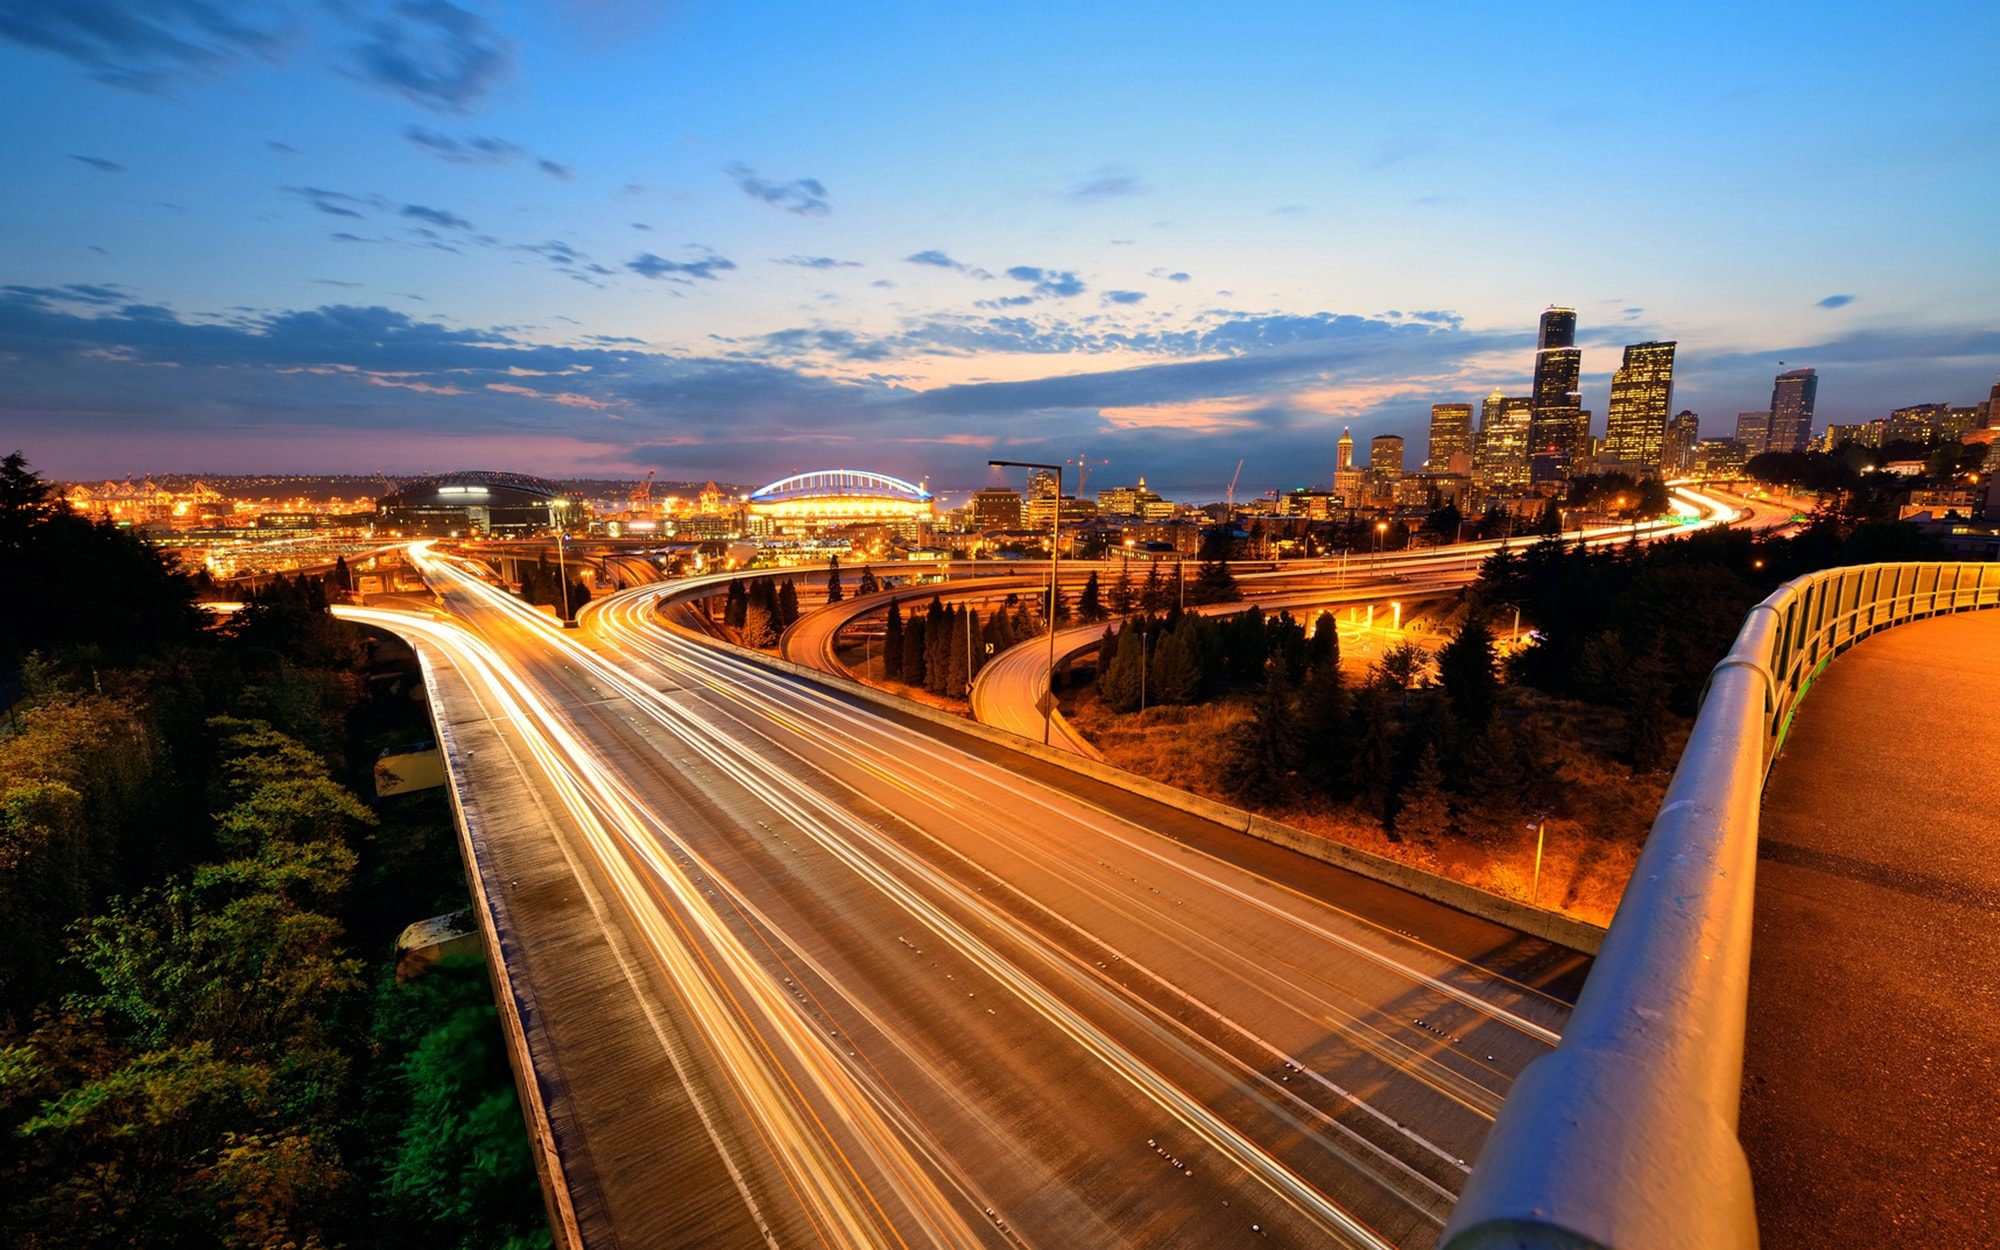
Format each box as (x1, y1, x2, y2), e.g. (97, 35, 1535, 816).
(1426, 403, 1474, 473)
(1767, 368, 1818, 454)
(1473, 391, 1533, 490)
(1528, 307, 1589, 473)
(1665, 411, 1700, 475)
(1602, 341, 1677, 475)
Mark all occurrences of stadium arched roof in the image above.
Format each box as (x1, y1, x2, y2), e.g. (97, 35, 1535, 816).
(748, 469, 932, 504)
(380, 470, 564, 503)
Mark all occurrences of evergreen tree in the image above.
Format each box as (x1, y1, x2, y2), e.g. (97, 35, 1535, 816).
(1395, 743, 1452, 841)
(1536, 498, 1564, 536)
(332, 555, 353, 593)
(1306, 610, 1341, 676)
(1222, 667, 1299, 804)
(901, 618, 927, 687)
(825, 556, 844, 603)
(883, 601, 905, 680)
(1298, 660, 1351, 798)
(944, 608, 972, 696)
(1347, 685, 1396, 822)
(723, 578, 747, 628)
(1141, 562, 1163, 611)
(1622, 637, 1672, 770)
(1108, 562, 1135, 615)
(1098, 628, 1143, 712)
(924, 600, 951, 693)
(1437, 615, 1499, 732)
(1190, 559, 1241, 604)
(1457, 721, 1526, 844)
(857, 566, 880, 596)
(1267, 611, 1308, 685)
(1078, 571, 1105, 622)
(1050, 582, 1071, 625)
(741, 602, 777, 648)
(1153, 623, 1202, 705)
(777, 579, 800, 628)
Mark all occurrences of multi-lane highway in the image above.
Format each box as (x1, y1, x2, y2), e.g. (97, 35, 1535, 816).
(358, 542, 1587, 1248)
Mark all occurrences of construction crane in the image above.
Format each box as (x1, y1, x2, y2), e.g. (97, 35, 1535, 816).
(1066, 453, 1108, 495)
(1225, 458, 1245, 509)
(629, 469, 655, 505)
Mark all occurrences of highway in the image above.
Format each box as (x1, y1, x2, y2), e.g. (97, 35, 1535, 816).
(360, 542, 1586, 1249)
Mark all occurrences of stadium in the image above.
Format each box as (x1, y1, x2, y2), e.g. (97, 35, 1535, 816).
(745, 469, 934, 534)
(375, 470, 576, 537)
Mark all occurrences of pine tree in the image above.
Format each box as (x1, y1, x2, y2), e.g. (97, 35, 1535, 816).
(1078, 572, 1105, 622)
(883, 601, 904, 680)
(857, 566, 880, 596)
(1437, 615, 1499, 732)
(1623, 638, 1672, 770)
(1108, 562, 1135, 615)
(825, 556, 844, 603)
(1153, 624, 1201, 705)
(1347, 685, 1396, 822)
(1141, 562, 1163, 611)
(1050, 583, 1071, 625)
(944, 608, 971, 697)
(741, 602, 777, 648)
(1395, 743, 1452, 841)
(1306, 610, 1340, 676)
(1222, 668, 1299, 805)
(1457, 721, 1525, 845)
(1190, 559, 1241, 604)
(332, 555, 353, 593)
(1098, 628, 1143, 712)
(777, 579, 800, 628)
(1298, 660, 1351, 797)
(901, 618, 927, 687)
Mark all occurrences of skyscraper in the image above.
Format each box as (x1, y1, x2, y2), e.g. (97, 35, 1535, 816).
(1528, 307, 1587, 472)
(1474, 391, 1533, 489)
(1603, 341, 1677, 473)
(1336, 427, 1354, 471)
(1427, 403, 1473, 472)
(1369, 434, 1405, 474)
(1735, 410, 1772, 457)
(1665, 410, 1699, 475)
(1768, 368, 1818, 454)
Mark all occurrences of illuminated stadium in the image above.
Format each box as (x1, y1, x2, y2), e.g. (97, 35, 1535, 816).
(376, 470, 576, 537)
(745, 469, 934, 534)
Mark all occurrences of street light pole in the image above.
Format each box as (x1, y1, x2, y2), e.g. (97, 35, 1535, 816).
(990, 459, 1063, 744)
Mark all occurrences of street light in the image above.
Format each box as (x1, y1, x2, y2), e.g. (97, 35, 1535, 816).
(990, 459, 1063, 744)
(1374, 519, 1388, 575)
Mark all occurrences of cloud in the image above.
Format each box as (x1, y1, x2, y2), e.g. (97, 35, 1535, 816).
(726, 162, 830, 216)
(1068, 165, 1144, 200)
(1005, 265, 1086, 299)
(1817, 294, 1855, 309)
(776, 255, 861, 270)
(347, 0, 513, 114)
(627, 249, 736, 282)
(399, 202, 472, 230)
(536, 157, 573, 180)
(267, 140, 299, 155)
(403, 124, 524, 164)
(1104, 290, 1146, 305)
(905, 249, 991, 279)
(0, 0, 290, 92)
(69, 154, 124, 173)
(285, 186, 367, 218)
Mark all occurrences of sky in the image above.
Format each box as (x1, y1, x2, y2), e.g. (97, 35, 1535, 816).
(3, 0, 1997, 496)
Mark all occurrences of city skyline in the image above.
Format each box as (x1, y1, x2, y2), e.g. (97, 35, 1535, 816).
(4, 1, 1998, 491)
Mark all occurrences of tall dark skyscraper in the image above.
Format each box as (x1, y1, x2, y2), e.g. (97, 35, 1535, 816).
(1603, 341, 1677, 472)
(1665, 410, 1699, 474)
(1528, 306, 1587, 470)
(1474, 391, 1533, 489)
(1768, 367, 1818, 454)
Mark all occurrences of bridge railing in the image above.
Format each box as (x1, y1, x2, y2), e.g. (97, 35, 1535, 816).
(1441, 560, 2000, 1250)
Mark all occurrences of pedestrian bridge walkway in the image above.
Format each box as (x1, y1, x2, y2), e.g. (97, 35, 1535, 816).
(1742, 609, 2000, 1247)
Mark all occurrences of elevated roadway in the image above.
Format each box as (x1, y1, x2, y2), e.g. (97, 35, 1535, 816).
(370, 544, 1590, 1249)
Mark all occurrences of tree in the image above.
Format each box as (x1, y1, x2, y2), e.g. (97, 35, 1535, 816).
(1077, 571, 1105, 622)
(1347, 685, 1396, 821)
(943, 608, 972, 697)
(1189, 559, 1241, 605)
(1152, 623, 1202, 705)
(1395, 743, 1451, 841)
(1108, 562, 1135, 615)
(740, 602, 777, 648)
(1221, 668, 1298, 804)
(856, 566, 880, 596)
(882, 601, 905, 679)
(1297, 660, 1350, 798)
(331, 555, 353, 594)
(1140, 562, 1164, 611)
(1305, 611, 1341, 676)
(1622, 637, 1672, 770)
(1437, 615, 1499, 732)
(900, 618, 926, 687)
(825, 556, 843, 604)
(1097, 628, 1143, 712)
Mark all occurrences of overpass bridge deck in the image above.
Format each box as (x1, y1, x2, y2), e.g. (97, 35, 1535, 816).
(1744, 609, 2000, 1247)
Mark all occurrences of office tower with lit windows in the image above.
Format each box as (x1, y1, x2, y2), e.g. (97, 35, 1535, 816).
(1528, 306, 1587, 471)
(1369, 434, 1406, 474)
(1665, 410, 1699, 474)
(1768, 368, 1818, 454)
(1735, 410, 1772, 457)
(1603, 341, 1677, 473)
(1474, 391, 1533, 489)
(1336, 427, 1354, 471)
(1427, 403, 1474, 472)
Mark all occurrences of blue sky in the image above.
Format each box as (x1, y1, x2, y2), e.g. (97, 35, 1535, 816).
(3, 0, 1996, 494)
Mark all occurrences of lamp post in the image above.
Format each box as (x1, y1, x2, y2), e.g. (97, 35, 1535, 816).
(548, 500, 573, 625)
(1374, 519, 1388, 575)
(990, 459, 1063, 744)
(1138, 620, 1148, 715)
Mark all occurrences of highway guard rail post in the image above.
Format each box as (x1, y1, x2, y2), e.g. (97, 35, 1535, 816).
(1440, 561, 2000, 1250)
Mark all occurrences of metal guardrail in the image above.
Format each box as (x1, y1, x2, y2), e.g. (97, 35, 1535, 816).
(1440, 561, 2000, 1250)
